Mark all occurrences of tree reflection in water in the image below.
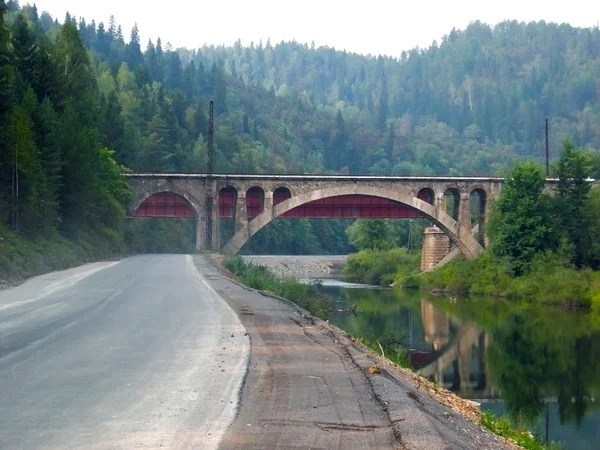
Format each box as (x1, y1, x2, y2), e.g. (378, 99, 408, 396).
(326, 285, 600, 449)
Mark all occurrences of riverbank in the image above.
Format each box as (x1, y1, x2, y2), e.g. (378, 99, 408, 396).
(212, 254, 542, 450)
(400, 251, 600, 309)
(241, 254, 347, 277)
(342, 248, 420, 286)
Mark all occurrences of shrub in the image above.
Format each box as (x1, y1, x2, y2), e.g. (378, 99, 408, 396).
(343, 248, 419, 286)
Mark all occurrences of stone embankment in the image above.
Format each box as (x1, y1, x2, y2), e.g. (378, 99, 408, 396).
(241, 255, 347, 277)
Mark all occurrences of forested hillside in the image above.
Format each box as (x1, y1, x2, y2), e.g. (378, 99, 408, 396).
(1, 0, 599, 261)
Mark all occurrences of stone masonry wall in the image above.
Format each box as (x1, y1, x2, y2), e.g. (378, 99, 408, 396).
(420, 226, 453, 272)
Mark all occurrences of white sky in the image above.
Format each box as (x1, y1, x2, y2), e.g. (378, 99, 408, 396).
(32, 0, 599, 57)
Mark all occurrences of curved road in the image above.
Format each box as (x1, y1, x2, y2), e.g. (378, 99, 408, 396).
(0, 255, 249, 450)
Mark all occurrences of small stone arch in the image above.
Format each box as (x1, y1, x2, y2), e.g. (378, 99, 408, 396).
(443, 188, 461, 221)
(273, 186, 292, 205)
(417, 187, 435, 206)
(246, 186, 265, 219)
(470, 188, 487, 247)
(221, 185, 484, 258)
(219, 186, 238, 219)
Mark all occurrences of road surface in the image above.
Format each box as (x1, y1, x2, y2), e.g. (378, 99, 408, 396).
(0, 255, 249, 450)
(0, 255, 511, 450)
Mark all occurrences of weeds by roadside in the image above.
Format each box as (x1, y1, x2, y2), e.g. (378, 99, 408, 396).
(480, 411, 562, 450)
(223, 255, 332, 319)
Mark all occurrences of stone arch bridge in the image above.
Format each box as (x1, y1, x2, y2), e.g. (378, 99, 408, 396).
(125, 173, 531, 269)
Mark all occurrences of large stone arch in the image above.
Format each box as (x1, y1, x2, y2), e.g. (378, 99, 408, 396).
(130, 187, 202, 218)
(221, 185, 485, 257)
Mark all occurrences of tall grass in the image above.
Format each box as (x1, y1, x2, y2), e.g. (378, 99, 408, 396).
(223, 256, 332, 318)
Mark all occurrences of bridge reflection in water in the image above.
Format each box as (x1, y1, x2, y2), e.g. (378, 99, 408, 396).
(414, 301, 496, 399)
(324, 284, 600, 450)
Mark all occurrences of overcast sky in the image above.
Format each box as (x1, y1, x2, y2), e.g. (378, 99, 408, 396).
(32, 0, 599, 57)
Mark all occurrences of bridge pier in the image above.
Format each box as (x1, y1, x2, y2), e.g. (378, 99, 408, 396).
(235, 193, 248, 232)
(196, 218, 205, 252)
(420, 226, 453, 272)
(195, 196, 220, 253)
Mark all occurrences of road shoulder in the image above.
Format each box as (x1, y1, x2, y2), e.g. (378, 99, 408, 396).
(195, 255, 515, 450)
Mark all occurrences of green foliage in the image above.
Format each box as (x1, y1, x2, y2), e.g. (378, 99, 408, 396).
(343, 248, 420, 286)
(480, 411, 554, 450)
(346, 219, 396, 251)
(223, 256, 331, 319)
(0, 223, 125, 283)
(554, 140, 594, 268)
(488, 161, 553, 275)
(408, 249, 598, 306)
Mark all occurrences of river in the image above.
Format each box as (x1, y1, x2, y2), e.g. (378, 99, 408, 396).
(300, 277, 600, 450)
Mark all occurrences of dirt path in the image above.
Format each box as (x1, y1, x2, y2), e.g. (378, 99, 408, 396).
(196, 256, 514, 450)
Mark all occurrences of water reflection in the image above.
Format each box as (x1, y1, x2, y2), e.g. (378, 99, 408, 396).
(321, 283, 600, 450)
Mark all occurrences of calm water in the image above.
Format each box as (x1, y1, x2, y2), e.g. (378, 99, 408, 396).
(310, 279, 600, 450)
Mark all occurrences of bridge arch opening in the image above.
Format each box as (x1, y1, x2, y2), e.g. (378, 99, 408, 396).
(219, 186, 238, 244)
(135, 192, 197, 218)
(470, 188, 487, 247)
(128, 192, 198, 254)
(219, 186, 238, 219)
(274, 187, 292, 205)
(247, 186, 265, 219)
(444, 188, 460, 221)
(417, 188, 435, 206)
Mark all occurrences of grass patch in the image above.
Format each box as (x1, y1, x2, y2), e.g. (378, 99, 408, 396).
(223, 255, 332, 319)
(480, 411, 562, 450)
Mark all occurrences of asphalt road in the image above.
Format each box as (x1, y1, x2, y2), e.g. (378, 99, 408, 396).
(0, 255, 249, 450)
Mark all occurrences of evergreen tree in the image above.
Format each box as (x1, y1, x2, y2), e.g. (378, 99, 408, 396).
(488, 161, 552, 275)
(99, 91, 126, 161)
(385, 123, 395, 160)
(32, 96, 62, 234)
(127, 23, 142, 68)
(95, 21, 109, 55)
(554, 140, 593, 267)
(243, 113, 250, 134)
(164, 50, 182, 90)
(0, 0, 16, 222)
(253, 120, 259, 141)
(11, 13, 37, 86)
(213, 61, 227, 114)
(9, 91, 46, 234)
(108, 15, 116, 39)
(193, 96, 208, 139)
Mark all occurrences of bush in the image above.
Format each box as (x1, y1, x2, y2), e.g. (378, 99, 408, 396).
(343, 248, 420, 286)
(398, 248, 598, 306)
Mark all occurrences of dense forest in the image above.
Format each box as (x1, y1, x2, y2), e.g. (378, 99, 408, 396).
(1, 0, 600, 261)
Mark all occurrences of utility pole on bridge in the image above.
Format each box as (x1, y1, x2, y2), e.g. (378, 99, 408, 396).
(205, 101, 215, 250)
(545, 118, 550, 177)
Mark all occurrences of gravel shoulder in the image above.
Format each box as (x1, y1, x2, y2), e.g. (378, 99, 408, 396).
(199, 255, 516, 450)
(241, 255, 347, 277)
